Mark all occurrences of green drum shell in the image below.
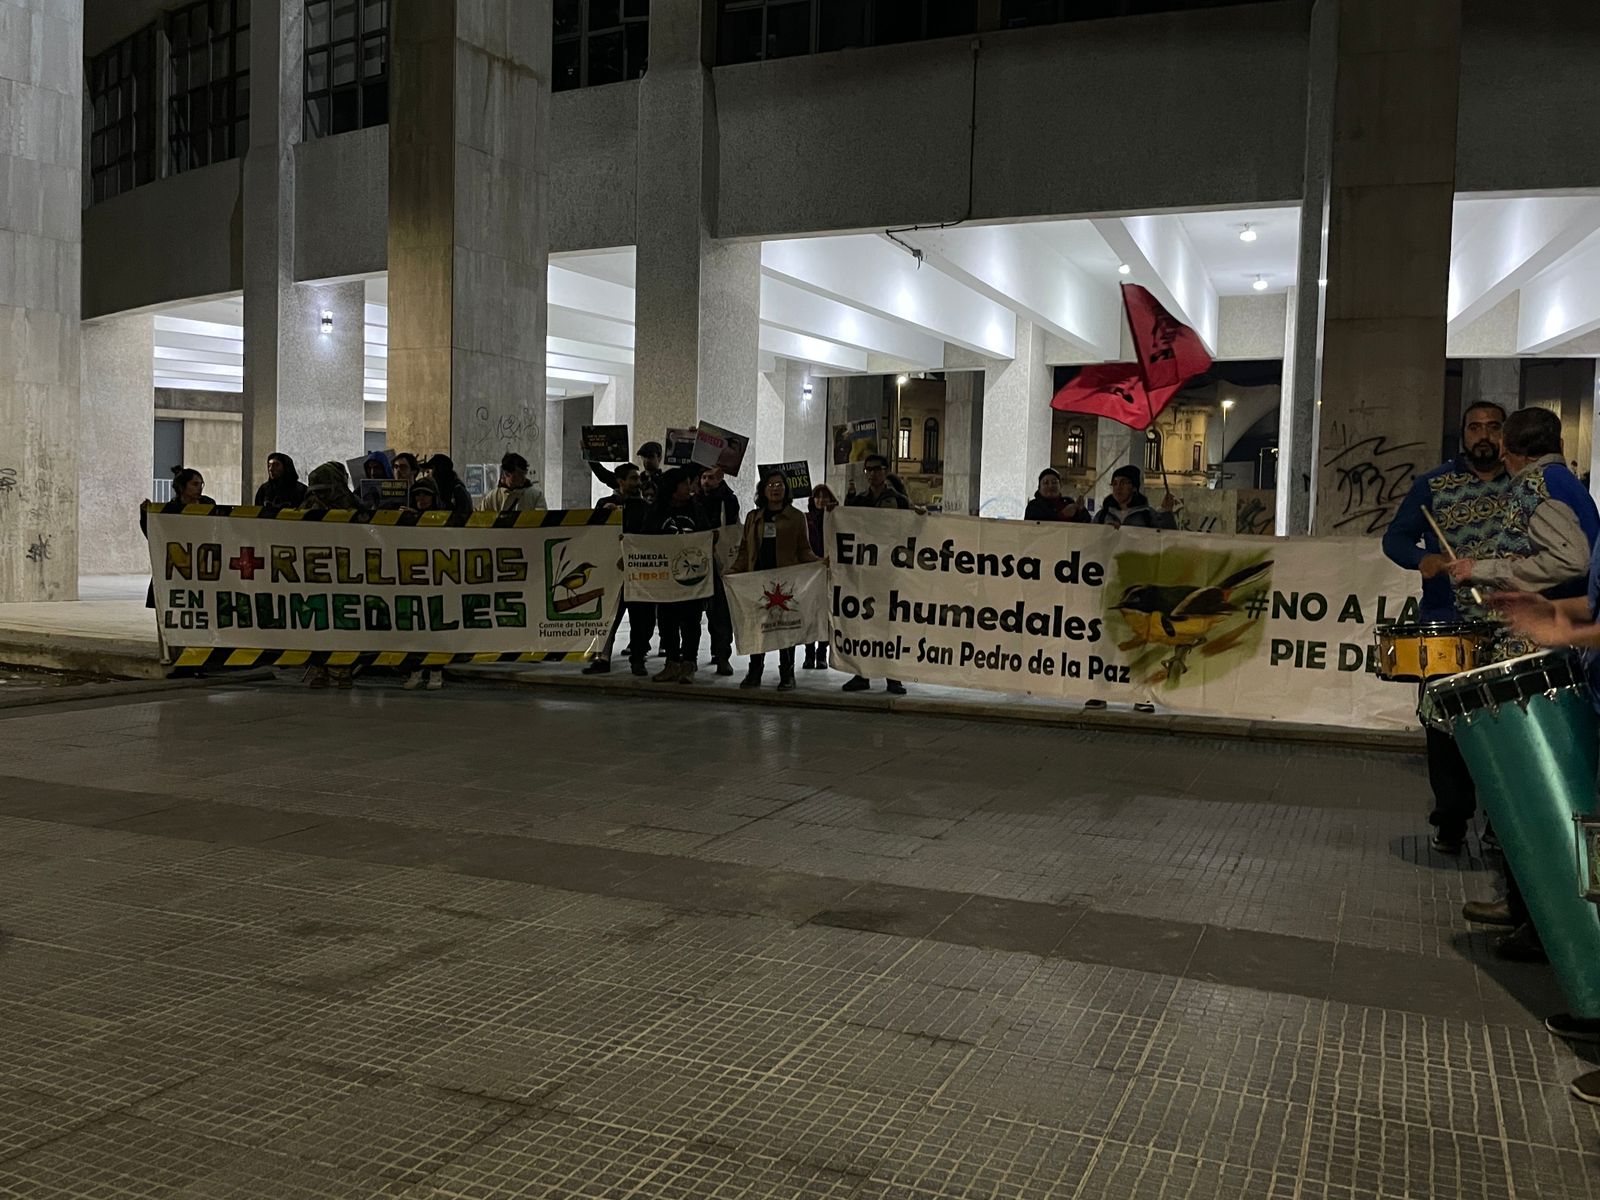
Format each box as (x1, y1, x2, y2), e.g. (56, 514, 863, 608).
(1446, 678, 1600, 1017)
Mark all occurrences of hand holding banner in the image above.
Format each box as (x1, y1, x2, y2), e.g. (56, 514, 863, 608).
(624, 532, 716, 601)
(725, 560, 831, 654)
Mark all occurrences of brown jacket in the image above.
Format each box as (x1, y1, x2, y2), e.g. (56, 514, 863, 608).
(729, 506, 818, 573)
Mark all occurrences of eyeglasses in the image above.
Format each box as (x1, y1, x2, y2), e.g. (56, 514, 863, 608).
(866, 465, 887, 473)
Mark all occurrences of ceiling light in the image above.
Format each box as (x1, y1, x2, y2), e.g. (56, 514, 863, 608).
(1238, 224, 1258, 243)
(896, 374, 909, 386)
(1221, 398, 1236, 410)
(1117, 264, 1131, 276)
(320, 310, 334, 333)
(1252, 275, 1269, 292)
(802, 383, 814, 400)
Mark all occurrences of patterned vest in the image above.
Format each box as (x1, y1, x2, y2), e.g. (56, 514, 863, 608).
(1427, 466, 1516, 624)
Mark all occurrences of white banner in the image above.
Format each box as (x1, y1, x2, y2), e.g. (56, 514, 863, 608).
(624, 532, 715, 602)
(146, 511, 620, 654)
(726, 561, 832, 654)
(825, 508, 1425, 730)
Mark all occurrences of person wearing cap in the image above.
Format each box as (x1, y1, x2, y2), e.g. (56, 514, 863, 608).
(480, 452, 547, 512)
(1094, 465, 1177, 530)
(1024, 468, 1090, 523)
(591, 442, 664, 505)
(424, 455, 475, 519)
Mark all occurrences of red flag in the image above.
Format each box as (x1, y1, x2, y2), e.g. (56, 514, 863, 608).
(1050, 362, 1179, 431)
(1122, 283, 1211, 392)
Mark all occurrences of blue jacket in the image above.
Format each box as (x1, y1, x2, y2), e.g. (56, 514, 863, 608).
(1382, 459, 1514, 624)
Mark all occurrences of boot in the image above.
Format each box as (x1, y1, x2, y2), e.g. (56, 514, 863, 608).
(777, 668, 796, 692)
(676, 665, 697, 685)
(816, 645, 828, 670)
(803, 646, 817, 670)
(740, 665, 763, 689)
(714, 658, 734, 677)
(582, 657, 611, 675)
(653, 661, 682, 683)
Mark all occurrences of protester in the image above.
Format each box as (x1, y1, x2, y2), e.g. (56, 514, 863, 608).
(586, 464, 651, 675)
(480, 452, 547, 512)
(729, 470, 819, 691)
(299, 464, 359, 689)
(648, 467, 710, 683)
(408, 477, 443, 515)
(392, 453, 418, 486)
(591, 442, 664, 505)
(144, 468, 214, 610)
(804, 484, 838, 670)
(1025, 468, 1089, 523)
(699, 464, 741, 677)
(363, 452, 392, 480)
(254, 453, 308, 508)
(426, 454, 475, 519)
(843, 454, 908, 694)
(1095, 465, 1177, 530)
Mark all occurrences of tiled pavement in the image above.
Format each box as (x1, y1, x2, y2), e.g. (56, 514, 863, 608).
(0, 678, 1595, 1198)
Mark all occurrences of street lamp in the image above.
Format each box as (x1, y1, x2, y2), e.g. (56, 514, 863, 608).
(1220, 398, 1235, 485)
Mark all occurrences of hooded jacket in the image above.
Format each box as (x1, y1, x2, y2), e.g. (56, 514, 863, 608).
(1094, 490, 1177, 530)
(300, 461, 360, 511)
(408, 477, 444, 514)
(254, 454, 309, 508)
(1025, 492, 1090, 523)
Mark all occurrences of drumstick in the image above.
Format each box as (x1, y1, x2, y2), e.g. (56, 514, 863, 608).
(1421, 507, 1485, 606)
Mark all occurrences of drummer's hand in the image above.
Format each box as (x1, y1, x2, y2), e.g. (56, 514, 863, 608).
(1418, 553, 1449, 580)
(1160, 491, 1177, 511)
(1492, 591, 1562, 640)
(1445, 558, 1475, 583)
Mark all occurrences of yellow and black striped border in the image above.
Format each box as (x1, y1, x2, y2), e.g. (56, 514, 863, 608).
(142, 502, 621, 528)
(173, 648, 588, 670)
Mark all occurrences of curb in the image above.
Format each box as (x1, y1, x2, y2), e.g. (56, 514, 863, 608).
(0, 669, 274, 713)
(0, 633, 166, 681)
(447, 664, 1424, 755)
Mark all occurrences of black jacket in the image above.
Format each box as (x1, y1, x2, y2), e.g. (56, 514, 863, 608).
(700, 481, 740, 527)
(846, 486, 911, 511)
(1025, 494, 1090, 523)
(254, 455, 308, 508)
(597, 493, 651, 535)
(650, 498, 710, 537)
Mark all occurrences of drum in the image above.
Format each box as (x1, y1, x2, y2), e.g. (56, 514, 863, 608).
(1425, 651, 1600, 1017)
(1374, 620, 1493, 682)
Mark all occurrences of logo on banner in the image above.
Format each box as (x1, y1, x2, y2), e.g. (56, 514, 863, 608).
(671, 547, 710, 589)
(1108, 552, 1273, 685)
(761, 580, 796, 615)
(545, 539, 605, 621)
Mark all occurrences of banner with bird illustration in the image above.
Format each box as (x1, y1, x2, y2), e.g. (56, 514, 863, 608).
(145, 507, 622, 655)
(824, 507, 1422, 729)
(725, 560, 831, 654)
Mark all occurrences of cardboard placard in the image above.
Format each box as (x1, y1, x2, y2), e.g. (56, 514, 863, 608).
(664, 428, 699, 466)
(580, 424, 631, 463)
(358, 479, 412, 509)
(756, 461, 813, 498)
(832, 419, 878, 466)
(690, 421, 750, 476)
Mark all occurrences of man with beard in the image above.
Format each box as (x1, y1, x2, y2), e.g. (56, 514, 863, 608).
(1383, 402, 1513, 857)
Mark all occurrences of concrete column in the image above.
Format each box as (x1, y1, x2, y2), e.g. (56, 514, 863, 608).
(695, 241, 762, 449)
(977, 318, 1052, 520)
(80, 316, 154, 575)
(1312, 0, 1462, 537)
(781, 362, 826, 492)
(942, 370, 981, 517)
(1460, 359, 1522, 417)
(388, 0, 552, 474)
(242, 0, 365, 494)
(0, 0, 82, 601)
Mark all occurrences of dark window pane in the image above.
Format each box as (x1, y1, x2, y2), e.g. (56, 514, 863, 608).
(235, 29, 250, 70)
(625, 21, 648, 77)
(363, 0, 385, 31)
(190, 45, 209, 85)
(587, 29, 624, 84)
(624, 0, 648, 17)
(767, 1, 811, 58)
(332, 0, 357, 41)
(818, 0, 867, 50)
(926, 0, 976, 37)
(332, 39, 357, 86)
(237, 0, 250, 24)
(212, 36, 230, 78)
(552, 37, 580, 90)
(362, 78, 387, 125)
(307, 48, 329, 91)
(362, 33, 386, 79)
(305, 94, 329, 136)
(331, 86, 359, 132)
(590, 0, 622, 30)
(554, 0, 581, 38)
(211, 0, 230, 30)
(872, 1, 922, 44)
(717, 7, 763, 64)
(306, 0, 330, 47)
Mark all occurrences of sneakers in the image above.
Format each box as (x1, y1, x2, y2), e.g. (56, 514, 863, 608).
(777, 669, 796, 692)
(713, 658, 734, 677)
(1461, 899, 1515, 927)
(1545, 1013, 1600, 1043)
(402, 671, 427, 691)
(740, 668, 763, 689)
(1133, 702, 1156, 714)
(582, 658, 611, 675)
(653, 663, 682, 683)
(676, 666, 697, 685)
(1083, 698, 1107, 710)
(886, 680, 906, 696)
(426, 673, 443, 691)
(1430, 833, 1465, 856)
(307, 667, 330, 689)
(841, 676, 871, 693)
(1573, 1070, 1600, 1106)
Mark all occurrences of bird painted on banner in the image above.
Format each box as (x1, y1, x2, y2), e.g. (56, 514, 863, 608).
(554, 562, 597, 597)
(1112, 560, 1273, 680)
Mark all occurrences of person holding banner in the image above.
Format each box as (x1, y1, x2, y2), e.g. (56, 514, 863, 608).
(728, 470, 820, 691)
(843, 455, 909, 695)
(253, 453, 308, 508)
(591, 441, 664, 506)
(649, 468, 712, 684)
(586, 465, 652, 675)
(1094, 466, 1176, 530)
(805, 485, 839, 670)
(699, 465, 742, 677)
(1024, 468, 1090, 523)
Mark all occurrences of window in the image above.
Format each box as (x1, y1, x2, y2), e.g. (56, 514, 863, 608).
(998, 0, 1287, 29)
(554, 0, 650, 93)
(897, 418, 912, 462)
(304, 0, 389, 138)
(718, 1, 977, 64)
(1144, 435, 1162, 473)
(923, 417, 940, 463)
(89, 27, 159, 203)
(1064, 424, 1085, 469)
(1191, 441, 1203, 471)
(167, 0, 251, 174)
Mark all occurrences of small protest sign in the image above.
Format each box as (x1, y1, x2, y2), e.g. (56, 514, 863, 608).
(580, 424, 631, 463)
(664, 428, 698, 466)
(757, 461, 813, 497)
(691, 421, 750, 475)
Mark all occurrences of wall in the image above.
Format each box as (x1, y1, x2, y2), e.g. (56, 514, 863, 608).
(294, 128, 388, 283)
(157, 407, 243, 505)
(79, 315, 153, 575)
(548, 81, 640, 253)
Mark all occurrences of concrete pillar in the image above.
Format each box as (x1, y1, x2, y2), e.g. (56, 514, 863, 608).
(388, 0, 552, 474)
(1312, 0, 1462, 537)
(242, 0, 365, 494)
(942, 370, 982, 516)
(1461, 359, 1522, 416)
(80, 316, 154, 576)
(977, 318, 1052, 520)
(0, 0, 82, 601)
(781, 362, 826, 493)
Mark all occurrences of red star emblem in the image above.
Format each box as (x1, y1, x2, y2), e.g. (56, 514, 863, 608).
(761, 581, 796, 613)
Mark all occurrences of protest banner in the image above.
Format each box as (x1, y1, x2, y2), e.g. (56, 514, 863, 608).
(757, 461, 813, 497)
(725, 561, 831, 654)
(691, 422, 750, 475)
(824, 508, 1423, 729)
(623, 532, 716, 602)
(145, 506, 621, 663)
(581, 425, 631, 463)
(664, 428, 698, 465)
